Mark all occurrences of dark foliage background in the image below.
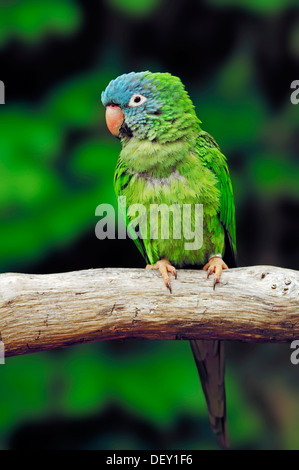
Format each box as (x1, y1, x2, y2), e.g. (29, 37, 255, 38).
(0, 0, 298, 450)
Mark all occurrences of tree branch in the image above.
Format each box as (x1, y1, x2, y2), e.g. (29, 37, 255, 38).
(0, 265, 298, 358)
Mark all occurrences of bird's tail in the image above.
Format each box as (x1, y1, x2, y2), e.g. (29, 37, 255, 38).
(189, 339, 228, 449)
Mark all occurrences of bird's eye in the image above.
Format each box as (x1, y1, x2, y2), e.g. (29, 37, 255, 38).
(128, 94, 147, 107)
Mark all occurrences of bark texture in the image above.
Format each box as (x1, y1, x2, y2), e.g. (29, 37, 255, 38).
(0, 265, 298, 357)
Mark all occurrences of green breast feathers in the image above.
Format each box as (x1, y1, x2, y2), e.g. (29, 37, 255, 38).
(114, 135, 226, 266)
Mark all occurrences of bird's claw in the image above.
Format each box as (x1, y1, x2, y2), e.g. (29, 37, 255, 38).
(146, 258, 177, 293)
(203, 255, 228, 289)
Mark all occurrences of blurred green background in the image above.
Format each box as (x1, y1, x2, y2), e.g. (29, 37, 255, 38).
(0, 0, 298, 450)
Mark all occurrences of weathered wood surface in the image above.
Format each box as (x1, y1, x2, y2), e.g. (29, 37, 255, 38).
(0, 265, 298, 357)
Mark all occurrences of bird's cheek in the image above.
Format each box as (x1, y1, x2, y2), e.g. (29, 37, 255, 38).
(105, 105, 125, 137)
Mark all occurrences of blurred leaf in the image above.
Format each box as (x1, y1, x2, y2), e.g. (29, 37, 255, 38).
(108, 342, 204, 424)
(106, 0, 162, 18)
(0, 70, 119, 271)
(0, 0, 81, 47)
(249, 152, 299, 197)
(45, 71, 111, 128)
(0, 353, 53, 434)
(225, 370, 265, 447)
(58, 342, 205, 425)
(194, 50, 267, 150)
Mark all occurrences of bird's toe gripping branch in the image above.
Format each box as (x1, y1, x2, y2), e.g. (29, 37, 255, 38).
(146, 258, 177, 293)
(203, 255, 228, 290)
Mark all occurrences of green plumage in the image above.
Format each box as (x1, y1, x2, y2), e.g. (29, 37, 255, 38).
(103, 71, 237, 448)
(115, 130, 236, 267)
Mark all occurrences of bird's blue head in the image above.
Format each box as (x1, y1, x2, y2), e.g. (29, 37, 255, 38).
(101, 71, 198, 143)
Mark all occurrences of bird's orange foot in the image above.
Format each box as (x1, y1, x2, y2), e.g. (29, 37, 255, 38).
(146, 258, 177, 293)
(203, 254, 228, 290)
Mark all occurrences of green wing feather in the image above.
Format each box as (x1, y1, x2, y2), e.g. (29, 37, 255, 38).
(196, 131, 237, 264)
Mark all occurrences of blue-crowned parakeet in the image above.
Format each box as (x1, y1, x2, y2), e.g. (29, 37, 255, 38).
(101, 71, 237, 448)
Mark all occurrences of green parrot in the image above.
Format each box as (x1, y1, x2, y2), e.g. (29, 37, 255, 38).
(101, 71, 237, 448)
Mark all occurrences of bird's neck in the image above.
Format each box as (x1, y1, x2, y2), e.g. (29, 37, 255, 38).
(119, 134, 197, 177)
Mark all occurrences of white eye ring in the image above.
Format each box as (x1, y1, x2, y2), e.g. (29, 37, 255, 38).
(128, 94, 147, 107)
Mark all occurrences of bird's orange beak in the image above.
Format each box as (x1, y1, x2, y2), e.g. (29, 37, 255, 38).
(105, 105, 125, 137)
